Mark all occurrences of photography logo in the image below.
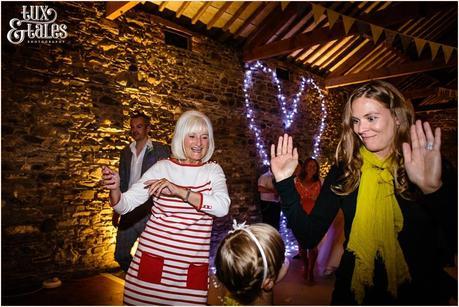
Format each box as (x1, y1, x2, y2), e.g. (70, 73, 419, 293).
(7, 5, 68, 44)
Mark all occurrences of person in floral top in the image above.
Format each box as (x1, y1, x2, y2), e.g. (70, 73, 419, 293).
(294, 157, 321, 284)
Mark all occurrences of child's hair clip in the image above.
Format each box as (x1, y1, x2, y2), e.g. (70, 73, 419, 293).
(228, 219, 248, 234)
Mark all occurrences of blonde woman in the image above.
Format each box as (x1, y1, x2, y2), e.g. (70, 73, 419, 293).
(271, 81, 457, 305)
(103, 110, 230, 305)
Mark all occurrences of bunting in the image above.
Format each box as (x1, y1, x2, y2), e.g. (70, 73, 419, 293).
(429, 42, 440, 61)
(309, 3, 457, 61)
(370, 24, 383, 44)
(400, 35, 411, 52)
(384, 29, 397, 46)
(311, 4, 326, 24)
(414, 38, 426, 57)
(342, 15, 355, 35)
(442, 45, 454, 63)
(281, 2, 288, 11)
(327, 9, 340, 29)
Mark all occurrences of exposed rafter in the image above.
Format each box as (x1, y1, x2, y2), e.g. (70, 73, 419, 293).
(244, 2, 303, 50)
(134, 1, 457, 112)
(158, 1, 168, 12)
(207, 2, 232, 30)
(222, 2, 250, 32)
(176, 2, 191, 19)
(243, 23, 358, 62)
(324, 59, 457, 88)
(105, 1, 140, 20)
(234, 3, 266, 38)
(191, 2, 211, 25)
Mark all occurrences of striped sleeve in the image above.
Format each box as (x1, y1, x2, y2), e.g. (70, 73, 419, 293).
(199, 163, 230, 217)
(113, 163, 159, 215)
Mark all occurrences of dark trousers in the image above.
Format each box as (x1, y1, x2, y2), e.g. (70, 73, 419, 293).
(115, 215, 149, 272)
(260, 200, 281, 230)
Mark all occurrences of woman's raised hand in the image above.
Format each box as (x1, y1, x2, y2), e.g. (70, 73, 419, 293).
(402, 120, 442, 194)
(270, 134, 299, 182)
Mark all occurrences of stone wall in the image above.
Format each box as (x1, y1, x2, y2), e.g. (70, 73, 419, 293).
(1, 2, 456, 287)
(1, 2, 343, 285)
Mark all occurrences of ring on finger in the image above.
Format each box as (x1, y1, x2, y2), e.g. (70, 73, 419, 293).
(425, 143, 433, 150)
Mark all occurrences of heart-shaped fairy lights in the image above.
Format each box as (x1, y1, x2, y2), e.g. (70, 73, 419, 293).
(243, 61, 328, 165)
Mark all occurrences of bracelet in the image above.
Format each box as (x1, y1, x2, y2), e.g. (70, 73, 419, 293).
(184, 189, 191, 203)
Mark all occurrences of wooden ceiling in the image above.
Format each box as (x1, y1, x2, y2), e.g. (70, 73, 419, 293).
(106, 1, 458, 111)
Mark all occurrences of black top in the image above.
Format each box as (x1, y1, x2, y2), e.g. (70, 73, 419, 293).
(118, 142, 170, 230)
(276, 162, 457, 305)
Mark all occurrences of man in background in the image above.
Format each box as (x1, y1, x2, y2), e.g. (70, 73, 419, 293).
(112, 112, 170, 272)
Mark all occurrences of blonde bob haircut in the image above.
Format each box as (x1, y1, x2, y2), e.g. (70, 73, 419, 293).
(171, 110, 215, 163)
(215, 223, 285, 305)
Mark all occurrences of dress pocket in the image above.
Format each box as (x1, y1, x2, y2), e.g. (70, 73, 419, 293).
(137, 252, 164, 284)
(187, 263, 209, 290)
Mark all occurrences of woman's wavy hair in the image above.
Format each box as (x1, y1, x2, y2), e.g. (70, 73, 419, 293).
(331, 80, 415, 198)
(215, 223, 285, 305)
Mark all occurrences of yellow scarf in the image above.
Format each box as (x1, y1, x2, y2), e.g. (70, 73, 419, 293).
(347, 147, 411, 304)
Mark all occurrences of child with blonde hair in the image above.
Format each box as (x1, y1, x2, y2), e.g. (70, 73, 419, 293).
(215, 220, 289, 305)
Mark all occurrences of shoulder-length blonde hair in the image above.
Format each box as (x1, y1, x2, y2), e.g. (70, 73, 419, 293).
(215, 223, 285, 305)
(332, 80, 415, 198)
(171, 110, 215, 162)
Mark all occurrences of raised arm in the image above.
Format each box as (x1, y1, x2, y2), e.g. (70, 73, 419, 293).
(271, 134, 339, 248)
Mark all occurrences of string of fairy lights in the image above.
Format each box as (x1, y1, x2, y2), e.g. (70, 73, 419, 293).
(243, 60, 328, 257)
(242, 61, 327, 165)
(210, 61, 328, 283)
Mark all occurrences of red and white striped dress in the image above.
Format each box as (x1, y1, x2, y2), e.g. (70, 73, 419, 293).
(113, 158, 230, 305)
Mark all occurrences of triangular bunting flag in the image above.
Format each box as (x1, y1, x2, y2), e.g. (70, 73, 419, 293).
(327, 9, 340, 30)
(442, 45, 453, 63)
(384, 29, 397, 46)
(400, 35, 411, 52)
(414, 38, 426, 57)
(370, 24, 383, 44)
(312, 4, 326, 24)
(281, 2, 288, 11)
(430, 42, 440, 61)
(342, 15, 355, 35)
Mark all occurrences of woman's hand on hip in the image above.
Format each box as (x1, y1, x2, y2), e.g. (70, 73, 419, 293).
(270, 133, 299, 182)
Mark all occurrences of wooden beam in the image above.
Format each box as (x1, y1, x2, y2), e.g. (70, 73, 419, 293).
(234, 3, 266, 38)
(191, 2, 211, 25)
(244, 2, 301, 49)
(222, 2, 250, 32)
(150, 15, 193, 36)
(362, 2, 456, 28)
(106, 1, 140, 20)
(207, 2, 232, 30)
(324, 59, 457, 89)
(403, 87, 439, 99)
(243, 22, 357, 61)
(158, 1, 168, 12)
(176, 2, 191, 18)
